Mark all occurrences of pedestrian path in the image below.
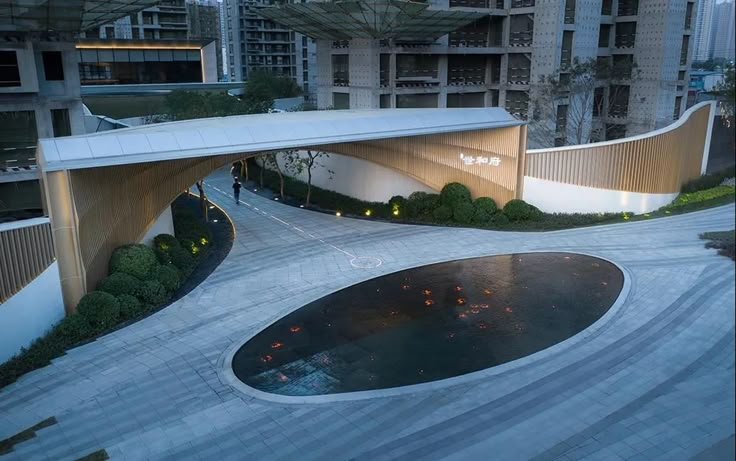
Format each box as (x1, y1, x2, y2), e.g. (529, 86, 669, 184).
(0, 167, 733, 461)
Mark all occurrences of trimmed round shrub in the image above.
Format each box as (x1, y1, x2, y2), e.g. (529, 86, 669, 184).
(179, 238, 200, 257)
(472, 197, 498, 224)
(155, 247, 172, 265)
(168, 246, 195, 276)
(474, 197, 498, 215)
(149, 264, 180, 292)
(406, 192, 440, 218)
(389, 195, 407, 218)
(76, 291, 120, 331)
(117, 294, 143, 320)
(389, 195, 407, 207)
(453, 202, 475, 224)
(502, 199, 543, 222)
(153, 234, 181, 251)
(432, 205, 453, 222)
(97, 272, 142, 297)
(440, 182, 472, 208)
(491, 212, 510, 226)
(109, 244, 157, 279)
(54, 314, 93, 344)
(139, 280, 170, 306)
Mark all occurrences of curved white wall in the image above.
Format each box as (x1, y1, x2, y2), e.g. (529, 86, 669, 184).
(140, 205, 174, 246)
(0, 262, 65, 364)
(273, 152, 436, 202)
(523, 176, 679, 214)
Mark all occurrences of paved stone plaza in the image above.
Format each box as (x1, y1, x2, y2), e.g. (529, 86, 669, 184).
(1, 168, 734, 460)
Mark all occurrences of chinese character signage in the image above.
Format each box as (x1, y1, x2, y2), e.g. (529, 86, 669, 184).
(460, 153, 501, 166)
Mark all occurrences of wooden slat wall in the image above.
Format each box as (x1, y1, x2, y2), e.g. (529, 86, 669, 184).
(525, 103, 711, 193)
(314, 126, 525, 206)
(0, 220, 55, 304)
(69, 154, 243, 292)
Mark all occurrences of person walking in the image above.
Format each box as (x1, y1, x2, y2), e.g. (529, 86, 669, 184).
(233, 179, 241, 205)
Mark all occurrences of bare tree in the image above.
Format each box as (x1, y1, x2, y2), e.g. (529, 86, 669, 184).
(528, 57, 639, 147)
(263, 151, 289, 198)
(283, 150, 334, 207)
(194, 180, 209, 222)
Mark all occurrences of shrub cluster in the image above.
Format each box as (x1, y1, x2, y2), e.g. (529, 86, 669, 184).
(79, 226, 207, 337)
(1, 199, 218, 389)
(503, 199, 543, 222)
(250, 160, 551, 228)
(680, 166, 736, 193)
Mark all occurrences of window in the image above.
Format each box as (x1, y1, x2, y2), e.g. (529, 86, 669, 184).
(380, 94, 391, 108)
(0, 111, 37, 167)
(51, 109, 71, 137)
(333, 92, 349, 109)
(0, 50, 21, 87)
(42, 51, 65, 81)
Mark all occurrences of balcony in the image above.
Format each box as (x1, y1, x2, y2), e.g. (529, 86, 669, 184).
(511, 0, 534, 8)
(564, 0, 575, 24)
(449, 0, 489, 7)
(601, 0, 613, 15)
(332, 71, 349, 86)
(508, 54, 531, 85)
(617, 0, 639, 16)
(509, 14, 534, 47)
(449, 18, 490, 48)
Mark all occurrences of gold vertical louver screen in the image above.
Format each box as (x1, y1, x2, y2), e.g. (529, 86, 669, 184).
(69, 154, 244, 292)
(314, 126, 525, 205)
(525, 103, 711, 193)
(0, 220, 55, 304)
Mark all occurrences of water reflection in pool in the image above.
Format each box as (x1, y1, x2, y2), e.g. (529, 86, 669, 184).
(232, 253, 623, 396)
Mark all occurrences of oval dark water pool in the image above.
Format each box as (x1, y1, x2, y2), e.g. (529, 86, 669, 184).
(232, 252, 623, 396)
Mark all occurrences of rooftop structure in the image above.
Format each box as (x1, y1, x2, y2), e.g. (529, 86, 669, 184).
(258, 0, 698, 146)
(256, 0, 484, 41)
(0, 0, 159, 32)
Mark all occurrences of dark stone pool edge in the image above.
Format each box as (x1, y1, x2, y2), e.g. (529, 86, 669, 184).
(216, 251, 632, 405)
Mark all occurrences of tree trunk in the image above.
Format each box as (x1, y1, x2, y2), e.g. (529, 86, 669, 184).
(259, 158, 264, 188)
(274, 164, 285, 198)
(195, 181, 209, 222)
(306, 169, 312, 207)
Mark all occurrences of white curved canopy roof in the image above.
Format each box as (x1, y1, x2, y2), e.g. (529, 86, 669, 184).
(37, 108, 523, 172)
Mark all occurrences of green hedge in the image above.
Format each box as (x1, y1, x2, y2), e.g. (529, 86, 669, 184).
(405, 192, 440, 219)
(117, 294, 143, 320)
(0, 203, 216, 389)
(76, 291, 120, 332)
(432, 205, 453, 222)
(664, 185, 735, 210)
(139, 280, 169, 306)
(453, 202, 475, 224)
(440, 183, 472, 208)
(680, 166, 736, 193)
(149, 264, 181, 292)
(472, 197, 497, 224)
(97, 272, 142, 297)
(503, 199, 543, 222)
(109, 244, 158, 279)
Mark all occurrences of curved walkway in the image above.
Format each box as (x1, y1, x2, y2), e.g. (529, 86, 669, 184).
(1, 168, 734, 461)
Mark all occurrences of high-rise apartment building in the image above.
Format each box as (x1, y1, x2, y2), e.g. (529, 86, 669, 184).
(693, 0, 715, 62)
(86, 1, 224, 79)
(187, 0, 224, 78)
(692, 0, 735, 62)
(259, 0, 697, 145)
(90, 0, 190, 41)
(225, 0, 316, 98)
(711, 0, 735, 60)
